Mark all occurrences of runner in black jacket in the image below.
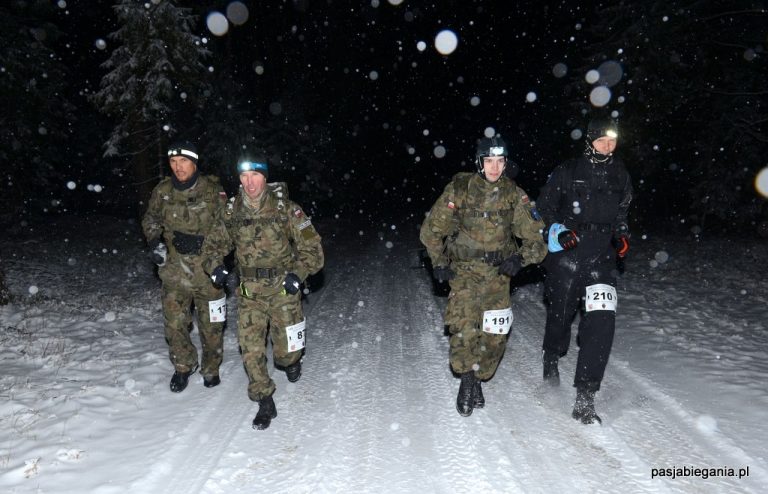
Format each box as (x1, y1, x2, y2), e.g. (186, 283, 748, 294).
(536, 117, 633, 424)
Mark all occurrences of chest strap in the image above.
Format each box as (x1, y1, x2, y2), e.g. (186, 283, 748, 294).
(449, 246, 507, 266)
(577, 222, 613, 234)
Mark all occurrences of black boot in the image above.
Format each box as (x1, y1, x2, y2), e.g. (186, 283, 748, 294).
(572, 387, 602, 425)
(252, 395, 278, 430)
(170, 365, 198, 393)
(543, 351, 560, 387)
(285, 361, 302, 383)
(203, 375, 221, 388)
(456, 372, 476, 417)
(473, 378, 485, 408)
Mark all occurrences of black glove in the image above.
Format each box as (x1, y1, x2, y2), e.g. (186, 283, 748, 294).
(209, 265, 229, 288)
(148, 238, 167, 266)
(497, 254, 523, 277)
(282, 272, 301, 295)
(557, 230, 579, 250)
(613, 234, 629, 259)
(432, 266, 456, 283)
(172, 231, 205, 255)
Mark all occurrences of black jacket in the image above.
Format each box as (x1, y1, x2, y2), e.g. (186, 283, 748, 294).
(537, 155, 633, 243)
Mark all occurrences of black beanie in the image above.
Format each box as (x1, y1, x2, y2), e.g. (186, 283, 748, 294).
(167, 141, 199, 164)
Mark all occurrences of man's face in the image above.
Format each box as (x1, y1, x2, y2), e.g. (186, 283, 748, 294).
(169, 156, 197, 182)
(240, 171, 266, 200)
(592, 136, 617, 156)
(482, 156, 506, 182)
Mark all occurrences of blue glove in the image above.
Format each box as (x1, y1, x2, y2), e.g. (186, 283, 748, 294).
(547, 223, 579, 252)
(282, 272, 301, 295)
(210, 265, 229, 288)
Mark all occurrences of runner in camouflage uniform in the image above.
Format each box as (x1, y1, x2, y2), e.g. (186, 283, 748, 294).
(420, 135, 547, 417)
(202, 153, 324, 430)
(142, 141, 228, 393)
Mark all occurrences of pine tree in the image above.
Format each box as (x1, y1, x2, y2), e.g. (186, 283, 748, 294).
(91, 0, 210, 210)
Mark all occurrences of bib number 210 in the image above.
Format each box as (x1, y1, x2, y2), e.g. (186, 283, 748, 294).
(585, 284, 617, 312)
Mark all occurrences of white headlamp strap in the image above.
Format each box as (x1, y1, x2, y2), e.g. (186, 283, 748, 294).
(168, 148, 199, 160)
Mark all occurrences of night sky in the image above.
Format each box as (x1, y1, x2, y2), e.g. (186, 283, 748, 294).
(3, 0, 767, 231)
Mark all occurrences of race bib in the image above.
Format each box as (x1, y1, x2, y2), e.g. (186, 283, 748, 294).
(585, 284, 617, 312)
(208, 296, 227, 322)
(482, 307, 514, 335)
(286, 319, 307, 352)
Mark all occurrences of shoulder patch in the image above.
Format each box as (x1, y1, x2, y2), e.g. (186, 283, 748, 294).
(294, 208, 304, 218)
(218, 191, 228, 202)
(298, 219, 312, 230)
(447, 201, 455, 209)
(521, 195, 530, 204)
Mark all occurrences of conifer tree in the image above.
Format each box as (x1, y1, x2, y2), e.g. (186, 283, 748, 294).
(92, 0, 210, 209)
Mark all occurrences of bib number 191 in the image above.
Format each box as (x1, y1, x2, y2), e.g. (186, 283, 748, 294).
(482, 307, 514, 335)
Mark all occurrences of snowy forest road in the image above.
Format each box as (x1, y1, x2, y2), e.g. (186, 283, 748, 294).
(1, 217, 765, 494)
(135, 225, 766, 494)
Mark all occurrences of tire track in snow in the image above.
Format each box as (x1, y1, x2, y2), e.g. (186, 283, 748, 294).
(419, 279, 664, 493)
(405, 266, 526, 493)
(134, 322, 254, 494)
(291, 239, 430, 493)
(134, 227, 764, 493)
(511, 285, 765, 493)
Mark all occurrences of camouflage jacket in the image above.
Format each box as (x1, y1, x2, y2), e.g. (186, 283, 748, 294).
(141, 175, 227, 260)
(201, 183, 324, 282)
(419, 172, 547, 268)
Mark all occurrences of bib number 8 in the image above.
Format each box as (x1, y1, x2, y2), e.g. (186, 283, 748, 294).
(286, 319, 307, 352)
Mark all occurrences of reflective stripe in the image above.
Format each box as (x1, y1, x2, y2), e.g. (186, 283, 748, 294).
(168, 148, 199, 160)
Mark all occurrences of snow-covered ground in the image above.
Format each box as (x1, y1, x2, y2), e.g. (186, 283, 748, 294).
(1, 214, 766, 493)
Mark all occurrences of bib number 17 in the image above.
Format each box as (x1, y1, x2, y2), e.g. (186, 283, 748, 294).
(208, 296, 227, 323)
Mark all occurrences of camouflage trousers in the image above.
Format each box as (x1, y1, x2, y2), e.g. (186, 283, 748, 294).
(444, 262, 512, 381)
(160, 258, 225, 378)
(237, 279, 304, 401)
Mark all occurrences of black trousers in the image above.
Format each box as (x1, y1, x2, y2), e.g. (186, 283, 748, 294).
(542, 250, 618, 391)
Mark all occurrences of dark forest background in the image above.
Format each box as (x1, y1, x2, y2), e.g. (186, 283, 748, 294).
(1, 0, 766, 235)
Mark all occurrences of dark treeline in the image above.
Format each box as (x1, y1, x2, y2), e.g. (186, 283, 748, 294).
(1, 0, 766, 235)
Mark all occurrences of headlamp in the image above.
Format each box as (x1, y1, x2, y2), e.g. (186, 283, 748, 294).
(489, 146, 505, 156)
(168, 148, 199, 160)
(238, 161, 268, 173)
